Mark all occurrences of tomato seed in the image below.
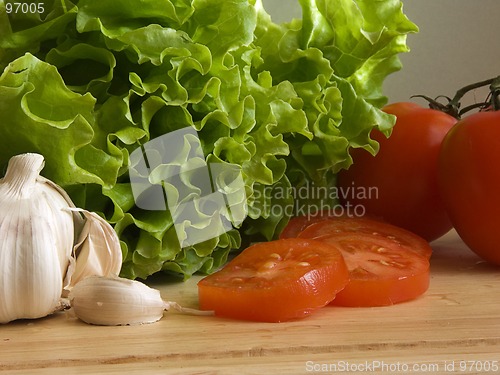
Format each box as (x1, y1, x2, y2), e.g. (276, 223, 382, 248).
(269, 253, 282, 260)
(260, 261, 278, 270)
(391, 261, 407, 268)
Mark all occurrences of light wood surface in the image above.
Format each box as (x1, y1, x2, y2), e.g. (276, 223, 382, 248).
(1, 230, 499, 374)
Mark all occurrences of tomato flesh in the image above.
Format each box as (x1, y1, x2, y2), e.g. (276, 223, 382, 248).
(297, 217, 431, 306)
(197, 238, 349, 322)
(319, 235, 429, 306)
(296, 215, 433, 259)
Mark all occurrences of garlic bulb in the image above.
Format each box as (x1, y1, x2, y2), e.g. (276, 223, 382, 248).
(69, 275, 213, 326)
(0, 153, 75, 323)
(0, 153, 210, 326)
(64, 208, 123, 290)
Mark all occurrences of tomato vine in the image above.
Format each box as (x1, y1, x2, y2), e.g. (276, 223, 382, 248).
(412, 76, 500, 119)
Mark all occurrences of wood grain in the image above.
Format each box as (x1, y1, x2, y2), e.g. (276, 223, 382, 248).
(1, 231, 499, 374)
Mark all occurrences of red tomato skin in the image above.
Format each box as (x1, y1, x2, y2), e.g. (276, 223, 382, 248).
(438, 111, 500, 266)
(337, 102, 457, 242)
(332, 271, 430, 307)
(279, 211, 330, 239)
(197, 238, 349, 322)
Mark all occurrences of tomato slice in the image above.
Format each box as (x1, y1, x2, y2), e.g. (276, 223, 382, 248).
(320, 235, 429, 306)
(297, 215, 433, 259)
(197, 238, 349, 322)
(297, 217, 431, 307)
(279, 210, 332, 239)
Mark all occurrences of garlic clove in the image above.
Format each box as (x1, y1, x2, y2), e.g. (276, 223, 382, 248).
(38, 176, 85, 238)
(68, 276, 167, 326)
(68, 275, 213, 326)
(64, 208, 123, 290)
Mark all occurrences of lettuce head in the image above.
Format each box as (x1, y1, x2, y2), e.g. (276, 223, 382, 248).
(0, 0, 417, 279)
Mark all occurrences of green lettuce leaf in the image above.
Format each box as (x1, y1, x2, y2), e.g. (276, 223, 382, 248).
(0, 0, 417, 280)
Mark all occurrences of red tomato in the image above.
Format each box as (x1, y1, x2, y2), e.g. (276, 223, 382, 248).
(197, 238, 349, 322)
(439, 111, 500, 266)
(337, 102, 457, 242)
(297, 217, 431, 306)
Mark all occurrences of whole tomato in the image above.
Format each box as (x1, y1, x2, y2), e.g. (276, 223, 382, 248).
(438, 110, 500, 265)
(337, 102, 457, 242)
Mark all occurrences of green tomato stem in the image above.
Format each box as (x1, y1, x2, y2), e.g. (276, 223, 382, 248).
(489, 76, 500, 111)
(416, 76, 500, 118)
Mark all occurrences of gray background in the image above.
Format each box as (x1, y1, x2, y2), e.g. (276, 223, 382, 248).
(263, 0, 500, 107)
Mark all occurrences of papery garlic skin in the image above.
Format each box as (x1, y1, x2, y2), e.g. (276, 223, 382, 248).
(68, 276, 166, 326)
(0, 153, 75, 324)
(64, 208, 123, 290)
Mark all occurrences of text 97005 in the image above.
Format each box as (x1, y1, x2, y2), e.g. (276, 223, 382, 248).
(5, 2, 45, 14)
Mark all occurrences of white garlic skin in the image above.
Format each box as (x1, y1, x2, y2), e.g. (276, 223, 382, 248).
(0, 154, 74, 323)
(68, 276, 167, 326)
(64, 208, 123, 291)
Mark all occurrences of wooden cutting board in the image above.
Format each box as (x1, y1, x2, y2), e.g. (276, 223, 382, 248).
(1, 230, 499, 374)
